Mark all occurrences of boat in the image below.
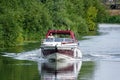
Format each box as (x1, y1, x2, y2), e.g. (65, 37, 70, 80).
(40, 30, 82, 61)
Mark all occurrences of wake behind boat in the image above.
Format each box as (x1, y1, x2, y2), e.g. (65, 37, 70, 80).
(41, 30, 82, 61)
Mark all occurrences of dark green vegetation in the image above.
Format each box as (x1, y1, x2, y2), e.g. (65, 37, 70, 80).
(0, 0, 107, 48)
(105, 15, 120, 23)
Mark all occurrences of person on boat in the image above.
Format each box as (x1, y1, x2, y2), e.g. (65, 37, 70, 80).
(48, 33, 54, 38)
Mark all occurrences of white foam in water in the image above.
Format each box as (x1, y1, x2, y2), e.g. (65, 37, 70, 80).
(3, 53, 17, 57)
(3, 48, 81, 62)
(3, 49, 45, 62)
(3, 50, 120, 62)
(85, 53, 120, 62)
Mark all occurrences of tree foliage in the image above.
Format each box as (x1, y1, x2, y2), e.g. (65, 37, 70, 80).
(0, 0, 107, 48)
(86, 6, 98, 31)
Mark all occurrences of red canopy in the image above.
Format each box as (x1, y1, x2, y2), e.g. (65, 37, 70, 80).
(46, 30, 76, 40)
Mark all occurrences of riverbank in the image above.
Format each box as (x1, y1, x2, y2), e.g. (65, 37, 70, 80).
(109, 10, 120, 16)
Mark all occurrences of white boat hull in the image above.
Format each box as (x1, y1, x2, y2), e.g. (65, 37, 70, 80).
(41, 46, 82, 61)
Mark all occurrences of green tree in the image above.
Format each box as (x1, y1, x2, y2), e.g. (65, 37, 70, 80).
(0, 24, 4, 48)
(86, 6, 98, 31)
(93, 0, 108, 22)
(68, 0, 84, 16)
(47, 0, 68, 28)
(0, 0, 108, 48)
(22, 0, 52, 40)
(2, 11, 23, 47)
(65, 0, 88, 34)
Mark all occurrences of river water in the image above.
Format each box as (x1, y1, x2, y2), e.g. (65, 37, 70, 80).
(0, 24, 120, 80)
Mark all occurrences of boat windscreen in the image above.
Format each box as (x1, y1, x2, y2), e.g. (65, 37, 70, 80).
(45, 38, 54, 42)
(54, 38, 64, 42)
(44, 38, 74, 42)
(64, 38, 74, 42)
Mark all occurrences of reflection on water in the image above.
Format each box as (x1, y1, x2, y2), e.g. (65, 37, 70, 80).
(0, 55, 40, 80)
(38, 60, 82, 80)
(78, 61, 95, 80)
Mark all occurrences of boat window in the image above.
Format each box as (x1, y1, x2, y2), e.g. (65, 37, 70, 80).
(55, 38, 64, 42)
(44, 38, 74, 42)
(45, 38, 54, 42)
(65, 38, 74, 42)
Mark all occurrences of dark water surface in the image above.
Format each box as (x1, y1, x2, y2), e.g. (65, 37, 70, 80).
(0, 24, 120, 80)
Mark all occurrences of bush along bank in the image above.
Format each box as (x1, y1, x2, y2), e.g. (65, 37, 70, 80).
(0, 0, 107, 48)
